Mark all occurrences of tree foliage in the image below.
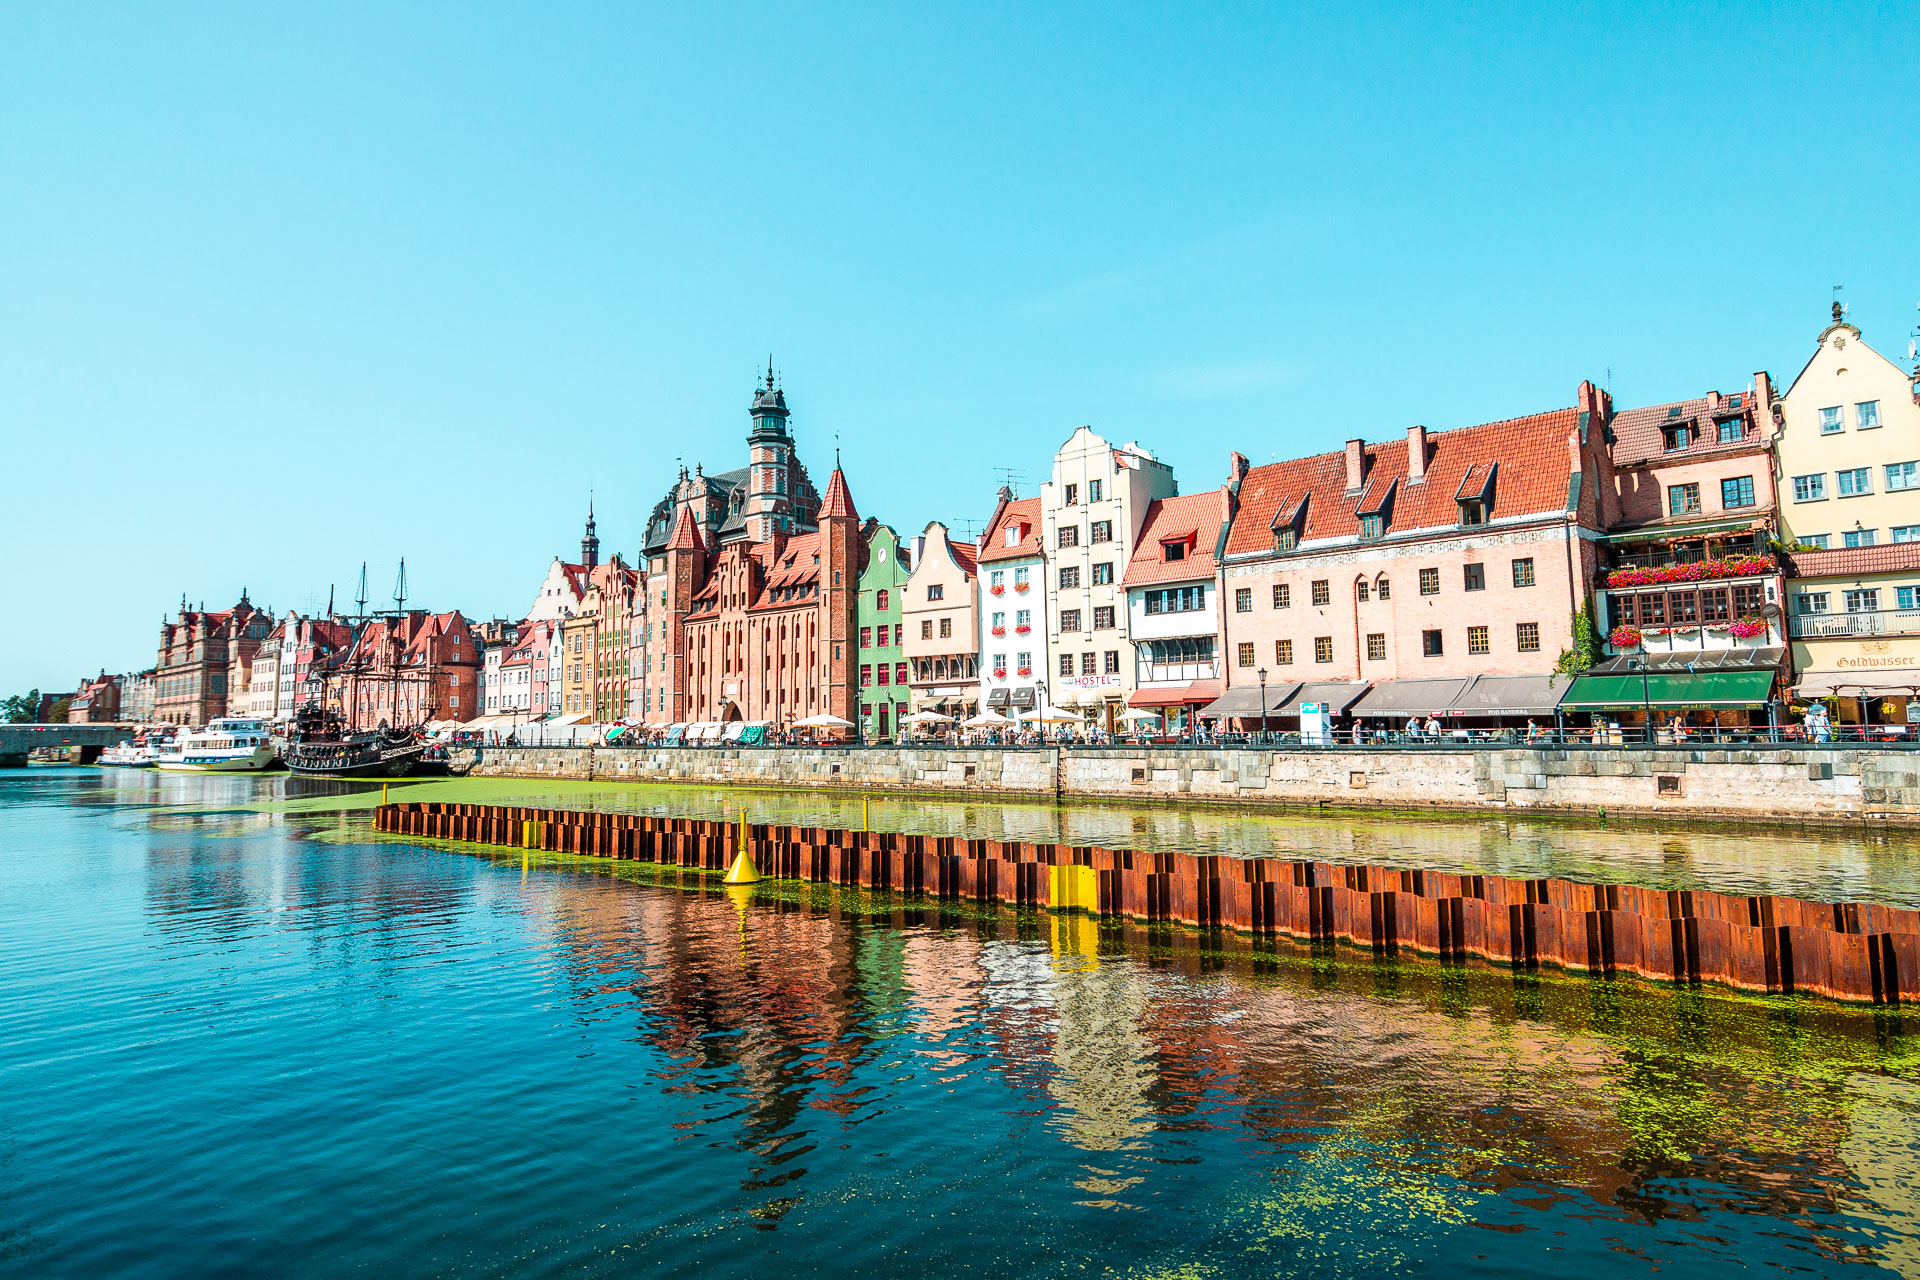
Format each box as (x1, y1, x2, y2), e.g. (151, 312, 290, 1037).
(2, 689, 42, 723)
(1555, 601, 1601, 675)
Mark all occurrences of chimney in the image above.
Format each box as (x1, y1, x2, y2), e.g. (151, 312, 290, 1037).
(1405, 426, 1427, 483)
(1568, 432, 1583, 477)
(1343, 439, 1365, 492)
(1706, 390, 1721, 410)
(1228, 451, 1250, 485)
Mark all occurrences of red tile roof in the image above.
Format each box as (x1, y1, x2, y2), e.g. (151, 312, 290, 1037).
(1224, 408, 1581, 558)
(1123, 489, 1230, 587)
(951, 540, 978, 577)
(1785, 544, 1920, 578)
(978, 497, 1043, 564)
(818, 468, 858, 520)
(1610, 389, 1765, 467)
(665, 505, 702, 552)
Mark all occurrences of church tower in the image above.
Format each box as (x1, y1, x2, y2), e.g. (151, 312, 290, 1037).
(581, 500, 601, 570)
(742, 359, 794, 544)
(816, 461, 862, 729)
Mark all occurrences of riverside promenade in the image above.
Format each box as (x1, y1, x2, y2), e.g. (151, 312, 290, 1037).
(462, 742, 1920, 826)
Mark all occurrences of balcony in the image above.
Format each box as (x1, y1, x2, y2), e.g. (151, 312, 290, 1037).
(1789, 609, 1920, 639)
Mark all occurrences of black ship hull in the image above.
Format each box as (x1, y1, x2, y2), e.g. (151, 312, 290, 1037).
(284, 741, 428, 779)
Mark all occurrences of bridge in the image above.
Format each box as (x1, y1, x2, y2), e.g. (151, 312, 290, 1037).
(0, 723, 136, 768)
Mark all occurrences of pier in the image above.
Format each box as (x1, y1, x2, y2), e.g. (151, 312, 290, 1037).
(376, 799, 1920, 1006)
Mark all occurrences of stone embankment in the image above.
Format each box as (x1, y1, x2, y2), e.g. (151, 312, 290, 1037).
(467, 744, 1920, 825)
(376, 801, 1919, 1006)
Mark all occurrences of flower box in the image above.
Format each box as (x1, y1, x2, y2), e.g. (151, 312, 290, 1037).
(990, 627, 1007, 637)
(992, 668, 1007, 679)
(1604, 555, 1775, 590)
(1014, 625, 1031, 635)
(1608, 624, 1642, 648)
(1014, 582, 1030, 592)
(1727, 616, 1768, 639)
(1016, 666, 1032, 677)
(989, 584, 1005, 596)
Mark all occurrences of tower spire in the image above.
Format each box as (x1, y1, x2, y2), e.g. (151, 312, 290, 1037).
(581, 496, 601, 569)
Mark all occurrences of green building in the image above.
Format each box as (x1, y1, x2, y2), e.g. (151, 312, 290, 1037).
(857, 524, 913, 742)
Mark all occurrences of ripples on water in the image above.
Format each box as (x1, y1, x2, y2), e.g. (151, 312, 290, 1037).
(2, 768, 1917, 1278)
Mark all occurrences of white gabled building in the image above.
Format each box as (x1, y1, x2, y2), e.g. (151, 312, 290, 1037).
(1122, 486, 1232, 730)
(1038, 427, 1178, 734)
(976, 488, 1049, 720)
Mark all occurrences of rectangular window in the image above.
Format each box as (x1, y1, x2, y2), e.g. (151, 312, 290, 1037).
(1793, 473, 1826, 502)
(1886, 461, 1919, 491)
(1311, 579, 1331, 606)
(1721, 476, 1755, 508)
(1377, 578, 1390, 600)
(1272, 584, 1290, 609)
(1314, 637, 1334, 663)
(1164, 541, 1186, 562)
(1732, 584, 1764, 616)
(1820, 406, 1844, 434)
(1669, 591, 1698, 624)
(989, 570, 1004, 590)
(991, 611, 1006, 630)
(1089, 479, 1103, 501)
(928, 584, 944, 601)
(1016, 651, 1030, 670)
(1459, 500, 1487, 526)
(1662, 424, 1692, 452)
(860, 664, 872, 687)
(1857, 401, 1882, 429)
(921, 620, 933, 639)
(1081, 652, 1096, 675)
(1611, 592, 1635, 625)
(1064, 483, 1078, 506)
(1716, 418, 1743, 444)
(1463, 563, 1485, 591)
(1359, 514, 1383, 540)
(1422, 630, 1443, 657)
(1467, 626, 1489, 655)
(1013, 567, 1029, 588)
(1092, 562, 1114, 585)
(1700, 589, 1729, 623)
(1058, 526, 1079, 548)
(1235, 587, 1253, 613)
(1275, 528, 1297, 552)
(1366, 633, 1386, 661)
(1845, 529, 1877, 548)
(1900, 587, 1920, 611)
(1668, 483, 1701, 516)
(1895, 526, 1920, 544)
(1015, 609, 1030, 629)
(1093, 606, 1115, 630)
(1275, 639, 1293, 664)
(1419, 568, 1439, 595)
(859, 626, 871, 649)
(1104, 650, 1119, 673)
(1237, 643, 1255, 668)
(1511, 557, 1535, 587)
(1090, 520, 1113, 543)
(1060, 654, 1074, 676)
(1059, 610, 1081, 632)
(1356, 581, 1370, 602)
(1059, 566, 1080, 589)
(939, 617, 952, 638)
(1802, 534, 1830, 549)
(893, 624, 903, 645)
(1794, 593, 1829, 616)
(1846, 589, 1881, 613)
(877, 664, 891, 685)
(1516, 622, 1540, 652)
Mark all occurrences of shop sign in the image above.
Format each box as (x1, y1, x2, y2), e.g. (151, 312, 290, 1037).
(1065, 675, 1121, 688)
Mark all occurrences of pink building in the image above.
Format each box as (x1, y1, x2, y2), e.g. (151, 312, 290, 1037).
(1216, 383, 1614, 731)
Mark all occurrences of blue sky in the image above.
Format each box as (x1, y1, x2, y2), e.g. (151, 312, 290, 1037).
(3, 2, 1916, 694)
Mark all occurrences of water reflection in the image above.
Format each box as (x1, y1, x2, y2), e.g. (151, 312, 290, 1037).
(5, 767, 1918, 1279)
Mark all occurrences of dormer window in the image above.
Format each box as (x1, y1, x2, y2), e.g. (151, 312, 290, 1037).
(1005, 525, 1020, 547)
(1275, 528, 1298, 552)
(1359, 514, 1384, 540)
(1662, 424, 1693, 452)
(1715, 418, 1744, 444)
(1459, 499, 1488, 527)
(1163, 541, 1185, 562)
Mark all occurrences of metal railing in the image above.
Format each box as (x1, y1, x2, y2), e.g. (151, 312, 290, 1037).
(1787, 608, 1920, 639)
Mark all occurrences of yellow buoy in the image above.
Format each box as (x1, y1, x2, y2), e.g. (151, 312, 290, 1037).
(723, 810, 761, 884)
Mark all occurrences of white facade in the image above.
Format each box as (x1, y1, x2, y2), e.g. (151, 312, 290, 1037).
(1038, 427, 1177, 727)
(976, 491, 1051, 718)
(1126, 578, 1221, 687)
(526, 558, 585, 623)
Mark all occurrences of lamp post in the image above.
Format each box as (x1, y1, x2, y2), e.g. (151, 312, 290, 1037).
(1258, 667, 1269, 744)
(1630, 655, 1652, 745)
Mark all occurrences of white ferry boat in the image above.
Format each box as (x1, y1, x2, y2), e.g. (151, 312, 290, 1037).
(99, 732, 176, 767)
(156, 718, 277, 773)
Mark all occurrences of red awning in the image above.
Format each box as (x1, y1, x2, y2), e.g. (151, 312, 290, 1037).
(1128, 679, 1223, 708)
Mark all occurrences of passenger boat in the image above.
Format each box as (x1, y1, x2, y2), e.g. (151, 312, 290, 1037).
(99, 729, 178, 768)
(284, 726, 429, 779)
(156, 718, 278, 772)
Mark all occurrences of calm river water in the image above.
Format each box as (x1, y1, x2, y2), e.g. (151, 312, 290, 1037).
(4, 766, 1918, 1278)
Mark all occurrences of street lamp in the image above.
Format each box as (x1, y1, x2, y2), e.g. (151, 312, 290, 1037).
(1629, 655, 1652, 745)
(1257, 667, 1268, 744)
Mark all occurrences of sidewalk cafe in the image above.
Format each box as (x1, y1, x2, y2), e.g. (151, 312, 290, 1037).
(1559, 647, 1782, 737)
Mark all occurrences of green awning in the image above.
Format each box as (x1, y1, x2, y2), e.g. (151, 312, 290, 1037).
(1560, 669, 1776, 710)
(738, 724, 767, 746)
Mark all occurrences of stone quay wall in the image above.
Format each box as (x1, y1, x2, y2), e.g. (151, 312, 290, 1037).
(464, 744, 1920, 825)
(374, 801, 1920, 1005)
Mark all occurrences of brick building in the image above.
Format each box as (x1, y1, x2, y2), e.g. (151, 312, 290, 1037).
(640, 372, 864, 731)
(154, 594, 267, 726)
(1122, 485, 1233, 727)
(333, 610, 483, 730)
(67, 672, 123, 723)
(1217, 384, 1614, 731)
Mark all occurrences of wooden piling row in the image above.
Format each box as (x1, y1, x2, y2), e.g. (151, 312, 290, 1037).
(372, 801, 1920, 1006)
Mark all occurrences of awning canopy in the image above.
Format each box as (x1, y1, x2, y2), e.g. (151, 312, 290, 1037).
(987, 688, 1011, 707)
(1447, 673, 1570, 717)
(1197, 683, 1301, 719)
(1277, 681, 1369, 716)
(1350, 677, 1472, 719)
(1794, 671, 1920, 699)
(1561, 669, 1775, 710)
(548, 712, 589, 726)
(1010, 687, 1036, 708)
(1129, 679, 1224, 709)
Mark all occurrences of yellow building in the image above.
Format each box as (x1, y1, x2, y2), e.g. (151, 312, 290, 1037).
(1774, 305, 1920, 728)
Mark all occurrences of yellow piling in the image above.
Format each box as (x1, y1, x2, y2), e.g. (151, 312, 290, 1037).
(723, 810, 761, 884)
(380, 783, 388, 807)
(863, 795, 870, 832)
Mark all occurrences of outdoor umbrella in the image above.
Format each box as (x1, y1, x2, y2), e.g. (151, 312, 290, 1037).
(963, 710, 1013, 727)
(792, 714, 854, 728)
(1021, 708, 1080, 724)
(902, 710, 955, 725)
(1119, 708, 1162, 724)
